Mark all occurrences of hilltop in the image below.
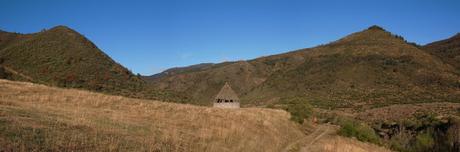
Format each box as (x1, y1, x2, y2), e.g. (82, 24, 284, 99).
(0, 26, 143, 92)
(0, 26, 188, 102)
(145, 26, 460, 108)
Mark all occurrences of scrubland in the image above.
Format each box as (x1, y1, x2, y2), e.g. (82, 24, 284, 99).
(0, 79, 304, 151)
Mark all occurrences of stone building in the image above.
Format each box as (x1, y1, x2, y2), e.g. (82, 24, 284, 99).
(213, 82, 240, 108)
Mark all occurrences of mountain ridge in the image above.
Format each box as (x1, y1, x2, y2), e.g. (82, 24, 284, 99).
(423, 32, 460, 71)
(145, 25, 460, 108)
(0, 25, 193, 102)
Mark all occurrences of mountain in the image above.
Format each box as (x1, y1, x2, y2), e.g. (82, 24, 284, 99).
(142, 63, 215, 80)
(0, 26, 191, 101)
(423, 33, 460, 70)
(0, 26, 144, 93)
(145, 26, 460, 108)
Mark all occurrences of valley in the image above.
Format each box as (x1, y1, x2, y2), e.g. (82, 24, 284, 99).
(1, 25, 459, 151)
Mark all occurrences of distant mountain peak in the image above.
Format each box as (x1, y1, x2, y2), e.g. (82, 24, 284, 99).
(51, 25, 72, 30)
(46, 25, 78, 34)
(453, 32, 460, 38)
(329, 25, 402, 46)
(367, 25, 387, 31)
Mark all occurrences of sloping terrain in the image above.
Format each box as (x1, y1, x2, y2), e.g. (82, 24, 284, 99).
(0, 26, 144, 93)
(0, 79, 304, 151)
(146, 26, 460, 108)
(423, 33, 460, 70)
(307, 135, 391, 152)
(0, 79, 394, 151)
(0, 26, 191, 102)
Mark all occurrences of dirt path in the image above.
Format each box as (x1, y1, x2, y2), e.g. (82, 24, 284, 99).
(282, 124, 333, 152)
(299, 125, 334, 152)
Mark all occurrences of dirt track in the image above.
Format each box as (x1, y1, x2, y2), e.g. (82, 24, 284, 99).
(282, 124, 333, 152)
(283, 124, 391, 152)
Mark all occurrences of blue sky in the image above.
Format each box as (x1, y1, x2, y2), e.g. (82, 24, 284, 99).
(1, 0, 459, 75)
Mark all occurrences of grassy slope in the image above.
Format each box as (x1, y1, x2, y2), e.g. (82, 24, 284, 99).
(0, 79, 304, 151)
(0, 26, 144, 92)
(0, 26, 191, 102)
(423, 33, 460, 70)
(246, 26, 460, 107)
(146, 26, 460, 108)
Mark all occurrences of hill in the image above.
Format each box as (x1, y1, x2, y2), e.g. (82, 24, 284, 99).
(423, 33, 460, 70)
(145, 26, 460, 108)
(0, 79, 300, 151)
(0, 79, 394, 151)
(0, 26, 190, 101)
(143, 63, 216, 80)
(0, 26, 144, 92)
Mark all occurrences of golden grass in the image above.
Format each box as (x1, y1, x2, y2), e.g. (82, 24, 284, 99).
(0, 79, 304, 151)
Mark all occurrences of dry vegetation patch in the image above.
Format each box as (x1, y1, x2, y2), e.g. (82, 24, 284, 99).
(0, 79, 304, 151)
(356, 102, 460, 122)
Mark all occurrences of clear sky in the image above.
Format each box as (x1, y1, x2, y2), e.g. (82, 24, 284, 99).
(1, 0, 459, 75)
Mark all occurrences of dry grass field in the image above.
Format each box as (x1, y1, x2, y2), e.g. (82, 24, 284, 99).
(0, 79, 305, 151)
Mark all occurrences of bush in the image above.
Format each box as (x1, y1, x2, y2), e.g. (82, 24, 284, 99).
(281, 97, 313, 124)
(389, 134, 411, 152)
(414, 132, 434, 152)
(337, 119, 380, 144)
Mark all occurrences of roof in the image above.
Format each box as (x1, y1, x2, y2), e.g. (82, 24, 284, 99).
(214, 82, 239, 100)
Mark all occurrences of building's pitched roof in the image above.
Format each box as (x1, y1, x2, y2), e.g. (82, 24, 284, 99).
(215, 82, 239, 100)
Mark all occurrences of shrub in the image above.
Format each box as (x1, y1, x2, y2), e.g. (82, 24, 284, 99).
(389, 134, 409, 152)
(414, 132, 434, 151)
(281, 97, 313, 124)
(337, 119, 380, 144)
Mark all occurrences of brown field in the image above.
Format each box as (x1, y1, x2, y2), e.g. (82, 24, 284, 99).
(0, 79, 304, 151)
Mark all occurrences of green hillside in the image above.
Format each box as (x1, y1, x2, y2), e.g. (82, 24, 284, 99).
(423, 33, 460, 71)
(0, 26, 188, 102)
(145, 26, 460, 108)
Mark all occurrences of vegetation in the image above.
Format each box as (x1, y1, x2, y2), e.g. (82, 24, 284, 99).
(320, 111, 460, 152)
(423, 33, 460, 70)
(1, 25, 459, 151)
(370, 113, 459, 152)
(279, 97, 313, 124)
(145, 25, 460, 108)
(414, 132, 435, 152)
(336, 118, 380, 144)
(318, 112, 381, 145)
(0, 26, 143, 92)
(2, 25, 459, 108)
(0, 79, 304, 151)
(0, 26, 192, 103)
